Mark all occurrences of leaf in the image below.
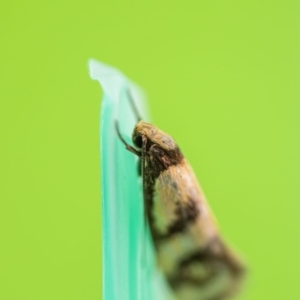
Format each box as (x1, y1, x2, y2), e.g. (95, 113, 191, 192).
(88, 59, 173, 300)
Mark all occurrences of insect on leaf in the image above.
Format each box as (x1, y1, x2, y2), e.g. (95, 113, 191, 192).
(89, 60, 245, 300)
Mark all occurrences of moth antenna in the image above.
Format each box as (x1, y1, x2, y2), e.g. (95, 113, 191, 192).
(115, 120, 141, 157)
(126, 89, 142, 122)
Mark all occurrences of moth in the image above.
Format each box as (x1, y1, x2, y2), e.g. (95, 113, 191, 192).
(116, 97, 245, 300)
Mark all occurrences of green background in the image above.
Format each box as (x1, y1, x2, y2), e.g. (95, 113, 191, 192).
(1, 1, 300, 300)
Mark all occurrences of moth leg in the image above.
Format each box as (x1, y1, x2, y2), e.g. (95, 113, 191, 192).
(115, 121, 141, 157)
(137, 158, 142, 176)
(141, 135, 151, 226)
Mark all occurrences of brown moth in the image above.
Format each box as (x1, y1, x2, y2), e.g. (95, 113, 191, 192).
(116, 108, 245, 300)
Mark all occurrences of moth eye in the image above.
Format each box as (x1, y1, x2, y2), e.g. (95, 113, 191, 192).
(134, 134, 143, 148)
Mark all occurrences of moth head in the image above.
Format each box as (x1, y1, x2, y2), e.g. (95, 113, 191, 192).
(132, 121, 177, 151)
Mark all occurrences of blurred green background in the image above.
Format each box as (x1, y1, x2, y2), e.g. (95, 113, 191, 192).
(1, 1, 300, 300)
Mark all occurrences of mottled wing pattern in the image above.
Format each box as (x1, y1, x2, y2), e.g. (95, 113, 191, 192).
(144, 161, 244, 300)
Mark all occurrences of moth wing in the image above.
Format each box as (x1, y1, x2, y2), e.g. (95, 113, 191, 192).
(150, 162, 245, 300)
